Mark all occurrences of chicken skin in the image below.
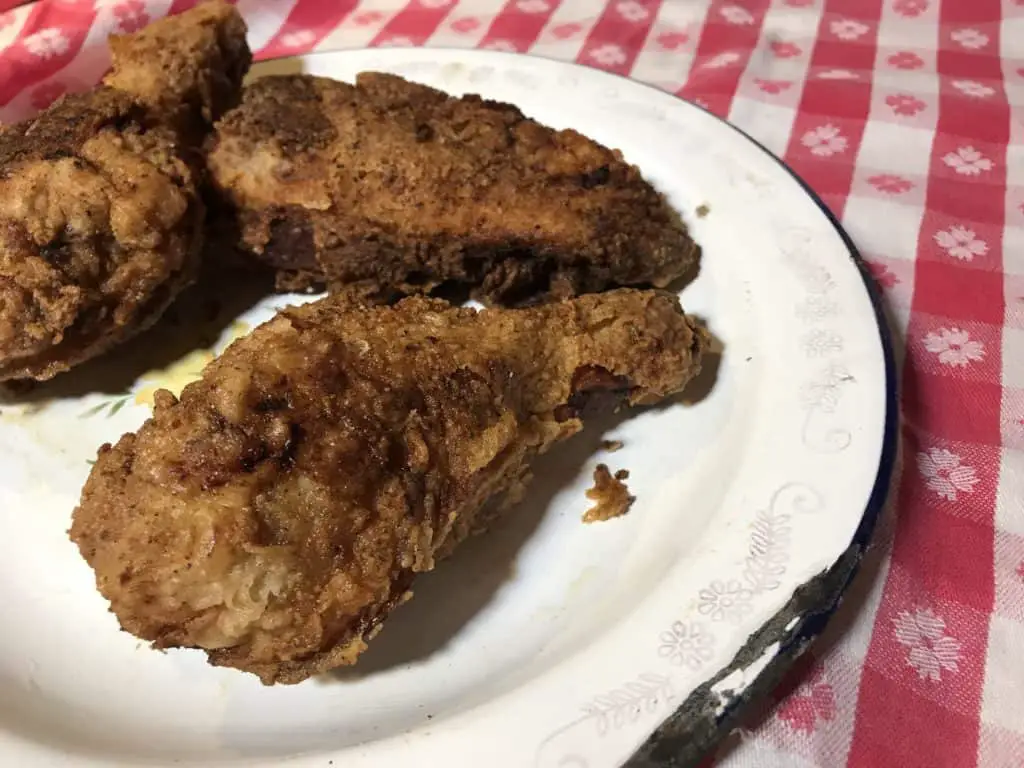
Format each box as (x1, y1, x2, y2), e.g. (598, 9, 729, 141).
(206, 73, 699, 304)
(103, 0, 251, 139)
(71, 289, 707, 684)
(0, 2, 250, 381)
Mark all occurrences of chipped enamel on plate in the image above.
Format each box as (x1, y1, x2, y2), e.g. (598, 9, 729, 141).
(0, 50, 889, 767)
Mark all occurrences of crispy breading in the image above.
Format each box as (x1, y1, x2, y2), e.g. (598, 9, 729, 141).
(104, 0, 251, 137)
(70, 289, 707, 684)
(0, 1, 249, 381)
(206, 73, 699, 304)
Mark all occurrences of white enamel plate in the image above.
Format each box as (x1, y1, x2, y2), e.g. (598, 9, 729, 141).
(0, 49, 895, 767)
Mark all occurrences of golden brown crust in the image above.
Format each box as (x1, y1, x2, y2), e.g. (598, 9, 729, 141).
(70, 289, 707, 684)
(207, 73, 700, 305)
(0, 2, 250, 381)
(0, 89, 201, 380)
(104, 0, 251, 135)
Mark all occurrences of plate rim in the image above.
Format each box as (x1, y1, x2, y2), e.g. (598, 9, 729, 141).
(623, 101, 899, 765)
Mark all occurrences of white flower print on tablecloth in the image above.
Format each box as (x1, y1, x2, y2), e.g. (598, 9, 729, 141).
(923, 327, 985, 368)
(933, 226, 988, 261)
(23, 28, 69, 59)
(893, 607, 962, 682)
(377, 35, 416, 47)
(818, 69, 858, 80)
(943, 146, 993, 175)
(704, 51, 741, 69)
(952, 79, 995, 98)
(830, 19, 869, 40)
(801, 124, 847, 157)
(516, 0, 550, 12)
(616, 0, 649, 22)
(950, 28, 988, 49)
(657, 622, 713, 669)
(279, 29, 315, 49)
(698, 580, 753, 623)
(482, 40, 519, 52)
(588, 44, 626, 67)
(720, 5, 754, 24)
(918, 448, 980, 501)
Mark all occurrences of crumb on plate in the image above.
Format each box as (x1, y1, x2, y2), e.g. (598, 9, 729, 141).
(583, 464, 634, 523)
(601, 438, 624, 452)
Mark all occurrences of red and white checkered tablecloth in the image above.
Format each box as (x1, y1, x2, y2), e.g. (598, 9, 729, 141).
(1, 1, 1022, 766)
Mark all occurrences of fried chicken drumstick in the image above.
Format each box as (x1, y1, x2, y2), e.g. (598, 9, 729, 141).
(207, 73, 699, 304)
(71, 289, 707, 684)
(0, 2, 249, 381)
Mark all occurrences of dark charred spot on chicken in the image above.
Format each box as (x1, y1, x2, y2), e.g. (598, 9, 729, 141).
(579, 165, 611, 189)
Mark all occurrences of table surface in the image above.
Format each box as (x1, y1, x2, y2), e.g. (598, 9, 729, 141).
(1, 1, 1022, 766)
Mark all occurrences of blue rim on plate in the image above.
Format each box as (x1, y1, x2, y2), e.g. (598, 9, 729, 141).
(620, 93, 900, 767)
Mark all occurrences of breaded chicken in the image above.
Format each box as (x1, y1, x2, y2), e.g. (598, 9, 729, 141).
(0, 2, 250, 381)
(71, 289, 707, 684)
(207, 73, 699, 304)
(104, 0, 250, 138)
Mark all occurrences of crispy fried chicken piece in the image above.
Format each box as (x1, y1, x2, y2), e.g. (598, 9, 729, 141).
(71, 289, 707, 684)
(104, 0, 251, 138)
(206, 73, 699, 304)
(0, 2, 250, 381)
